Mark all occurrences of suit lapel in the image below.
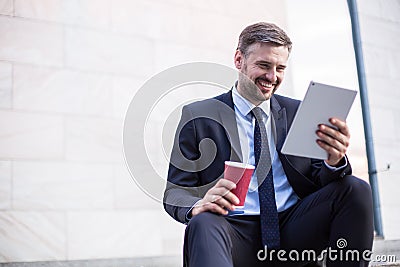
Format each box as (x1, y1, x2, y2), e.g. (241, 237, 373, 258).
(270, 95, 287, 152)
(217, 92, 288, 161)
(217, 91, 243, 162)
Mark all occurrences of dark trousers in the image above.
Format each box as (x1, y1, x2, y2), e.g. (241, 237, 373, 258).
(184, 175, 374, 267)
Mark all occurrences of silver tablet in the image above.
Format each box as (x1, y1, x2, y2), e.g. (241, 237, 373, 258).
(281, 81, 357, 160)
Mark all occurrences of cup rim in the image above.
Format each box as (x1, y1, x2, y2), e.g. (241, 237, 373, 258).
(224, 161, 255, 169)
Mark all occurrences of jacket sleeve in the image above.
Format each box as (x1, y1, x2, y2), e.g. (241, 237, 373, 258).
(280, 153, 352, 199)
(311, 155, 352, 187)
(163, 105, 203, 224)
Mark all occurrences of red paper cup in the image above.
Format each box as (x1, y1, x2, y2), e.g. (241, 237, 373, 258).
(224, 161, 255, 208)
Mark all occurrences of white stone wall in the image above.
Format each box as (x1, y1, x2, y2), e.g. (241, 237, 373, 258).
(357, 0, 400, 240)
(0, 0, 289, 263)
(286, 0, 369, 181)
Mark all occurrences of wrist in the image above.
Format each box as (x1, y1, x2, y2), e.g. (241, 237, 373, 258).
(191, 202, 203, 217)
(325, 157, 345, 167)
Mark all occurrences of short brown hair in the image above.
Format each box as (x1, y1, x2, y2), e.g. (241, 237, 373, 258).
(237, 22, 292, 57)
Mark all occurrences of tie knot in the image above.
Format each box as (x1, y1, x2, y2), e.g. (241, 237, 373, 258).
(251, 107, 266, 121)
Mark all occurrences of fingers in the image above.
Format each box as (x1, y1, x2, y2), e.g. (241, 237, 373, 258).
(317, 119, 350, 146)
(211, 187, 239, 207)
(192, 179, 240, 216)
(316, 139, 346, 166)
(316, 127, 348, 151)
(206, 180, 239, 211)
(192, 202, 230, 216)
(330, 118, 350, 137)
(216, 178, 237, 191)
(316, 118, 350, 166)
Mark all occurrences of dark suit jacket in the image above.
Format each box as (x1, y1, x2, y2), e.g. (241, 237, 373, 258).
(164, 90, 351, 224)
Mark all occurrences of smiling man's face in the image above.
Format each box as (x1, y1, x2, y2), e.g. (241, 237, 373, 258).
(234, 42, 289, 106)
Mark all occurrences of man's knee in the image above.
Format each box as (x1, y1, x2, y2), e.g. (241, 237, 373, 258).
(184, 212, 234, 266)
(185, 212, 233, 255)
(334, 175, 373, 213)
(186, 212, 228, 234)
(340, 175, 372, 197)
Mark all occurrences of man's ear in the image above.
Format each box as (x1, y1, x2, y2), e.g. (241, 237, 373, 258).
(234, 50, 243, 70)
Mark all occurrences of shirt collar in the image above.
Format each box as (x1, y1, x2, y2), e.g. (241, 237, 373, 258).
(232, 84, 271, 118)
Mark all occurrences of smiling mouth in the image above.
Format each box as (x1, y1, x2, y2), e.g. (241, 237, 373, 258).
(257, 79, 276, 92)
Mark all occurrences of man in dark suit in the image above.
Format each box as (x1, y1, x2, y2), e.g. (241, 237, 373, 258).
(164, 22, 373, 267)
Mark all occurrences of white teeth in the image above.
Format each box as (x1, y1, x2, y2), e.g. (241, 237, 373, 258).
(259, 81, 273, 88)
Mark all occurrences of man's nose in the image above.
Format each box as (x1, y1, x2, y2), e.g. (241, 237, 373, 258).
(265, 69, 277, 82)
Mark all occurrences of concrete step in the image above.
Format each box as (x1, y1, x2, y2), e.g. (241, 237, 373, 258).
(370, 264, 400, 267)
(370, 239, 400, 266)
(0, 256, 181, 267)
(1, 240, 398, 267)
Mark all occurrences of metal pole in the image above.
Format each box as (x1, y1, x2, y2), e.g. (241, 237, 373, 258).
(347, 0, 383, 237)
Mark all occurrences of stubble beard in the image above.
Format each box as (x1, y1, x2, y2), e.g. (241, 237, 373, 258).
(238, 71, 271, 105)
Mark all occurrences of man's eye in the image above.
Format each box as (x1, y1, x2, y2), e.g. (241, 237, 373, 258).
(259, 64, 270, 69)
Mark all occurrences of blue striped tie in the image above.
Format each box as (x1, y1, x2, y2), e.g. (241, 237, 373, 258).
(252, 107, 280, 249)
